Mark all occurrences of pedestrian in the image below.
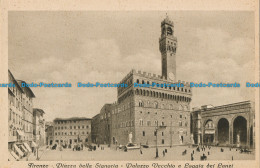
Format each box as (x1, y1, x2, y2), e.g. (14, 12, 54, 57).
(208, 151, 210, 155)
(140, 149, 143, 155)
(193, 150, 194, 154)
(163, 151, 165, 157)
(191, 156, 194, 161)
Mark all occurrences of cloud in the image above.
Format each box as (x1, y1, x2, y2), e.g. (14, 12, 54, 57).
(178, 27, 255, 108)
(8, 12, 255, 121)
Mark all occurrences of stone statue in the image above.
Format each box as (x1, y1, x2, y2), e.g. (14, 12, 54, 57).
(129, 132, 133, 143)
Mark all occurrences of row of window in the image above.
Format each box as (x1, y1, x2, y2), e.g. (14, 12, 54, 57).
(142, 130, 188, 137)
(139, 111, 187, 119)
(136, 89, 191, 102)
(113, 120, 188, 128)
(55, 120, 89, 124)
(55, 125, 90, 130)
(9, 109, 23, 126)
(100, 113, 111, 120)
(111, 102, 189, 117)
(138, 100, 189, 111)
(55, 131, 89, 136)
(138, 120, 188, 127)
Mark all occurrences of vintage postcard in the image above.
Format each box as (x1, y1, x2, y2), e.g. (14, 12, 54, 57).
(0, 0, 259, 168)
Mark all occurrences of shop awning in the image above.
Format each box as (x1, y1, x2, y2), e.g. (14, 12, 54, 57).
(32, 141, 38, 147)
(10, 151, 19, 161)
(16, 130, 25, 136)
(23, 142, 32, 152)
(13, 144, 24, 157)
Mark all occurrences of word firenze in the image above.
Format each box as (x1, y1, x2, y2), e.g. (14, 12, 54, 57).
(28, 163, 119, 168)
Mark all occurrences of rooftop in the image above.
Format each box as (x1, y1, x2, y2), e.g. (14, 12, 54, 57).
(192, 100, 253, 112)
(17, 80, 36, 98)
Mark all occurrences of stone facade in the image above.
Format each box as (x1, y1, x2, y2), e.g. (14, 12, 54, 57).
(53, 117, 92, 145)
(91, 104, 112, 145)
(45, 122, 54, 146)
(8, 70, 39, 160)
(8, 70, 25, 147)
(109, 16, 192, 147)
(33, 108, 45, 146)
(111, 70, 192, 146)
(91, 114, 100, 144)
(191, 101, 255, 148)
(17, 80, 35, 146)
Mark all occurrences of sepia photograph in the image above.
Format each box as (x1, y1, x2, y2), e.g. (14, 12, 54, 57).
(7, 11, 257, 162)
(0, 1, 259, 168)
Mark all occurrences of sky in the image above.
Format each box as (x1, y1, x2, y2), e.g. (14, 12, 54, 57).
(8, 11, 255, 122)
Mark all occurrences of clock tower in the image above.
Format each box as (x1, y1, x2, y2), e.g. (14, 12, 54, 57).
(159, 15, 177, 81)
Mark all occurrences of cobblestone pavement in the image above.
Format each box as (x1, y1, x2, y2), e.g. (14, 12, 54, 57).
(32, 145, 254, 161)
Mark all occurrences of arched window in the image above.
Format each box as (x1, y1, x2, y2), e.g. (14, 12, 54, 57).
(154, 102, 158, 109)
(179, 105, 183, 111)
(139, 100, 144, 107)
(139, 119, 143, 126)
(137, 79, 139, 84)
(161, 104, 164, 109)
(167, 27, 173, 35)
(135, 89, 139, 95)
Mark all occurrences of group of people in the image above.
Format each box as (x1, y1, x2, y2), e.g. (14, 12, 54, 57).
(189, 145, 212, 161)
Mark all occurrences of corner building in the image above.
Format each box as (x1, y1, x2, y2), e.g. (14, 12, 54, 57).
(53, 117, 92, 145)
(110, 16, 192, 147)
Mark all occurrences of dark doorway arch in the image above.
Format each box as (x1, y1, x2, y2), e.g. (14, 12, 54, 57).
(233, 116, 247, 147)
(217, 118, 229, 145)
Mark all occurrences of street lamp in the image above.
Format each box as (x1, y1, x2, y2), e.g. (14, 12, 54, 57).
(36, 146, 39, 160)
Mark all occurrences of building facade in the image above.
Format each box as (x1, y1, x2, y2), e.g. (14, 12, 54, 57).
(91, 104, 112, 145)
(33, 108, 45, 147)
(45, 125, 54, 146)
(8, 70, 37, 160)
(109, 16, 192, 147)
(191, 101, 255, 148)
(8, 70, 25, 148)
(17, 80, 35, 147)
(91, 114, 100, 144)
(53, 117, 92, 146)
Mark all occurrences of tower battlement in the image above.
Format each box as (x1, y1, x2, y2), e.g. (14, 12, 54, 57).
(119, 69, 190, 87)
